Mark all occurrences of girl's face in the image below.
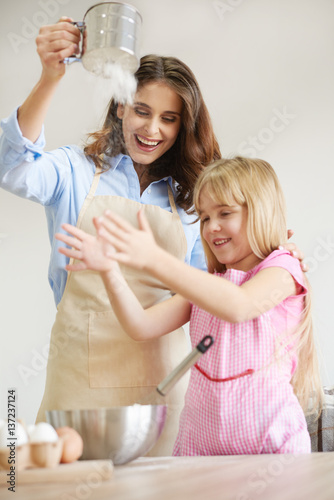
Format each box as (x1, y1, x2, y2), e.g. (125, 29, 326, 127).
(117, 82, 183, 165)
(199, 187, 260, 272)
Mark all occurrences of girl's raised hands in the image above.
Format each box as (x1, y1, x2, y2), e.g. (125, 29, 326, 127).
(97, 209, 160, 270)
(55, 219, 118, 272)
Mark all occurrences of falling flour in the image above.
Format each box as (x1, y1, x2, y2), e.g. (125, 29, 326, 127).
(101, 61, 138, 104)
(84, 55, 138, 105)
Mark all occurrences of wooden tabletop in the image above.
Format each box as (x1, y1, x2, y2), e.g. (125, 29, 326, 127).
(1, 452, 334, 500)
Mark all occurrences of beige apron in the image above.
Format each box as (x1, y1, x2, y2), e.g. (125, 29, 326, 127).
(36, 168, 190, 456)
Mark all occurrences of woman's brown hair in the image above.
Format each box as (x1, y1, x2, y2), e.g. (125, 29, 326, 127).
(84, 55, 221, 211)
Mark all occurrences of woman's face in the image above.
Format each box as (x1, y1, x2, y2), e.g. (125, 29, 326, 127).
(117, 82, 183, 165)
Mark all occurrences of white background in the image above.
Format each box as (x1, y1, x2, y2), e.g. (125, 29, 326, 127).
(1, 0, 334, 425)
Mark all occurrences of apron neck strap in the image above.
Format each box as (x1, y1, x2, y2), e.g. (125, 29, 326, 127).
(75, 166, 102, 228)
(90, 166, 103, 197)
(167, 183, 178, 215)
(91, 165, 178, 215)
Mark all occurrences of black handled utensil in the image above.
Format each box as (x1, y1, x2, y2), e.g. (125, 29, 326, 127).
(138, 335, 214, 405)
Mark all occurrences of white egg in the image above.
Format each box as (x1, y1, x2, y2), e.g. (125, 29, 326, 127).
(16, 422, 29, 446)
(27, 424, 36, 437)
(29, 422, 59, 443)
(0, 419, 28, 448)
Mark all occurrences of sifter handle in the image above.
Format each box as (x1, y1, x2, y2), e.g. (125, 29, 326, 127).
(63, 21, 86, 64)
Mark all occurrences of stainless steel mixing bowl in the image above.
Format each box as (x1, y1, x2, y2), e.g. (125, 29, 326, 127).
(46, 335, 213, 465)
(46, 404, 166, 465)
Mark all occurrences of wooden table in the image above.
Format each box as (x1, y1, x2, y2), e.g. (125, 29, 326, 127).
(1, 452, 334, 500)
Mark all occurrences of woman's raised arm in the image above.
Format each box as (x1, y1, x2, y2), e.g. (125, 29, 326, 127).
(17, 17, 80, 142)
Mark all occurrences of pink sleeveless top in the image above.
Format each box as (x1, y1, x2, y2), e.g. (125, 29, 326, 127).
(173, 250, 311, 456)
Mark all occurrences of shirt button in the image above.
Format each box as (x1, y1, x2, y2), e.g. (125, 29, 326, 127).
(147, 188, 151, 194)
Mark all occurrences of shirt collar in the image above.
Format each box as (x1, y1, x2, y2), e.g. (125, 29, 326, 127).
(109, 153, 129, 171)
(110, 154, 174, 186)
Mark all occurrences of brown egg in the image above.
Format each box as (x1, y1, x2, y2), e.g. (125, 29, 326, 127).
(56, 427, 83, 463)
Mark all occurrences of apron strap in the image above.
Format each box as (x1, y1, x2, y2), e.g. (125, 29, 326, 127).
(76, 166, 102, 228)
(167, 183, 178, 215)
(78, 165, 178, 225)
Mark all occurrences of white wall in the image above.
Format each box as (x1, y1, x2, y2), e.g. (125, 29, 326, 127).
(1, 0, 334, 425)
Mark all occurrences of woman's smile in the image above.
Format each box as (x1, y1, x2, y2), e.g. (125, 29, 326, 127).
(135, 133, 162, 151)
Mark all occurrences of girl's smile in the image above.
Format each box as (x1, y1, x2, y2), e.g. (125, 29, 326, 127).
(212, 237, 231, 247)
(117, 82, 183, 165)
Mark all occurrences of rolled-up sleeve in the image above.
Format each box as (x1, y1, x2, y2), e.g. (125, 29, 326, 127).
(0, 108, 72, 205)
(0, 108, 45, 166)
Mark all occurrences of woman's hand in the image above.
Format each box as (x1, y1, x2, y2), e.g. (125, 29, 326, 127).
(55, 220, 118, 272)
(97, 209, 161, 270)
(279, 230, 308, 272)
(36, 17, 81, 81)
(17, 18, 81, 143)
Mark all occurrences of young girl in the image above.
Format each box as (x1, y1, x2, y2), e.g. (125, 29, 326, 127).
(56, 156, 323, 455)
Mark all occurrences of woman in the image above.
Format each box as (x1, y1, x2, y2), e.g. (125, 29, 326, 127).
(0, 18, 220, 455)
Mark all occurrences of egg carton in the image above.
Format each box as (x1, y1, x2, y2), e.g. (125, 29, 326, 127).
(0, 438, 64, 471)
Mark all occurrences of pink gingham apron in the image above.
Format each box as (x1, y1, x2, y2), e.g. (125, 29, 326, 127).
(173, 250, 311, 455)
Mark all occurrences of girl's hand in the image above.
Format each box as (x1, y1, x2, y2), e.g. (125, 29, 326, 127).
(36, 17, 81, 81)
(55, 220, 118, 272)
(279, 229, 308, 272)
(97, 209, 160, 270)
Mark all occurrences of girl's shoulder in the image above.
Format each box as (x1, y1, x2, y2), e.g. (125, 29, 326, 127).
(253, 248, 301, 272)
(251, 249, 307, 294)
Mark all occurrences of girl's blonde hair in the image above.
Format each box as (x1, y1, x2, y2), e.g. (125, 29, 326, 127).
(194, 156, 323, 416)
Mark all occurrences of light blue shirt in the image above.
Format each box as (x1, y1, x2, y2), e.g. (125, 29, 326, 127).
(0, 109, 206, 305)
